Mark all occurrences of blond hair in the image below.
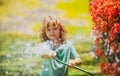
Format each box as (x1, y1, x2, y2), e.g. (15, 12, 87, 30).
(39, 15, 67, 43)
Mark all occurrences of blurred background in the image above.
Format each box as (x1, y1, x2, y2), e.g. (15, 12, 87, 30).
(0, 0, 103, 76)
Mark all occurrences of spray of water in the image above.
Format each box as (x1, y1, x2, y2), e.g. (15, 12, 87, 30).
(6, 40, 65, 75)
(1, 33, 95, 75)
(16, 41, 65, 57)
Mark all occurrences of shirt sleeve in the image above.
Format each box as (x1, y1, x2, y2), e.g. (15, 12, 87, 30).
(69, 43, 79, 59)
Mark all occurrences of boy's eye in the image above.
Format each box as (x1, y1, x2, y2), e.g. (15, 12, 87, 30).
(53, 28, 57, 30)
(47, 29, 50, 31)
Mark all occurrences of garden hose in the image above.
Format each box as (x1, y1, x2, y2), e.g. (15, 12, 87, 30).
(54, 57, 96, 76)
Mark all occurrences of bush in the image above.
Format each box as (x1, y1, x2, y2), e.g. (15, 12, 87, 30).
(90, 0, 120, 75)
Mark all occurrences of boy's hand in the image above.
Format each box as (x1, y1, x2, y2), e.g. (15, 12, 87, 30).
(68, 60, 76, 68)
(68, 58, 82, 68)
(50, 51, 56, 57)
(44, 51, 56, 58)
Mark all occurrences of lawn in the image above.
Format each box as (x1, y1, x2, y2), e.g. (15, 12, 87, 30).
(0, 25, 104, 76)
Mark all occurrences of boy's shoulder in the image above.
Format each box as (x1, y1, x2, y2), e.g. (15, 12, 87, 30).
(63, 40, 74, 46)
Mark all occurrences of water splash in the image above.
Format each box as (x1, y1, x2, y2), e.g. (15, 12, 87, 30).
(1, 40, 65, 75)
(16, 41, 65, 57)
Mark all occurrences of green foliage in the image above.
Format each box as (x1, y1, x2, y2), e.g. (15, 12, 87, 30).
(31, 23, 41, 33)
(56, 0, 89, 19)
(66, 25, 92, 36)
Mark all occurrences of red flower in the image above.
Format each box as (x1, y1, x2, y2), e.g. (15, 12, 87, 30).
(95, 47, 102, 56)
(108, 8, 118, 21)
(95, 37, 101, 46)
(108, 66, 115, 75)
(101, 54, 106, 59)
(90, 0, 120, 75)
(110, 43, 117, 53)
(109, 23, 120, 40)
(100, 63, 106, 74)
(104, 62, 110, 69)
(100, 21, 108, 32)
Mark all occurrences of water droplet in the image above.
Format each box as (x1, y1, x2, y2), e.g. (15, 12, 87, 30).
(45, 68, 48, 71)
(5, 71, 8, 75)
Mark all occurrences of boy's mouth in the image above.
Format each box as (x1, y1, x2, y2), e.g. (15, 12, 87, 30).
(50, 35, 56, 36)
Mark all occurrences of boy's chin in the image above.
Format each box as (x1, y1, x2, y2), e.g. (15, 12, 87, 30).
(49, 38, 56, 41)
(49, 37, 59, 41)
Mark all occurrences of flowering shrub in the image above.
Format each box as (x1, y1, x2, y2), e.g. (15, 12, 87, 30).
(90, 0, 120, 76)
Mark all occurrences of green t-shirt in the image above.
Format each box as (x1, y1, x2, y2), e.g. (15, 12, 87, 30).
(40, 40, 79, 76)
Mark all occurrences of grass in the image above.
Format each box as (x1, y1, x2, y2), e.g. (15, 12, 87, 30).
(0, 25, 103, 76)
(0, 32, 41, 76)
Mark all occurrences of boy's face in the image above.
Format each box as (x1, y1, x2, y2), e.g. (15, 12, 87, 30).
(46, 24, 60, 41)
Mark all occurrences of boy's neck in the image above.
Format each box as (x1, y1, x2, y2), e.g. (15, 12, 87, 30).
(52, 39, 61, 47)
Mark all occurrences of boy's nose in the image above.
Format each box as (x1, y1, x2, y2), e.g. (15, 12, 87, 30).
(49, 30, 54, 35)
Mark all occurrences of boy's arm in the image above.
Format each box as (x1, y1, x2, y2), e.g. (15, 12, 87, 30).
(73, 57, 82, 65)
(68, 57, 82, 67)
